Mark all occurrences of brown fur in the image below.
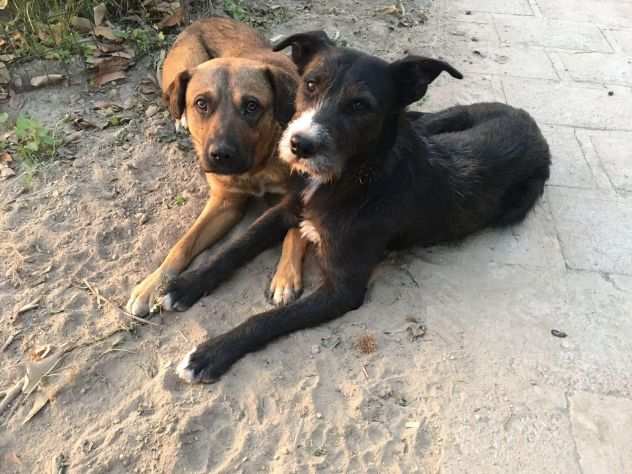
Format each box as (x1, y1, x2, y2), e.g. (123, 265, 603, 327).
(126, 18, 307, 316)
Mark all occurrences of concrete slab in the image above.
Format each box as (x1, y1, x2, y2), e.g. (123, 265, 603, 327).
(450, 0, 533, 16)
(418, 73, 506, 112)
(502, 77, 632, 130)
(547, 187, 632, 274)
(442, 20, 500, 44)
(411, 198, 565, 270)
(590, 131, 632, 192)
(537, 0, 632, 28)
(570, 392, 632, 473)
(605, 29, 632, 54)
(557, 52, 632, 85)
(437, 43, 559, 80)
(541, 125, 596, 189)
(494, 15, 613, 52)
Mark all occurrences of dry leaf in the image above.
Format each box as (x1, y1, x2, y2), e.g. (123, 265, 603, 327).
(30, 74, 64, 88)
(95, 70, 127, 87)
(95, 41, 124, 54)
(22, 392, 49, 425)
(5, 451, 22, 466)
(71, 16, 92, 33)
(22, 349, 64, 395)
(94, 26, 122, 42)
(1, 151, 12, 163)
(94, 3, 107, 26)
(157, 7, 183, 29)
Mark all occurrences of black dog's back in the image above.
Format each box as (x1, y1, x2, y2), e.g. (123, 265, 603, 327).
(406, 103, 550, 242)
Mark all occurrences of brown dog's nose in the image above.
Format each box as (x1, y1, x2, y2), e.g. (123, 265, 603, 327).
(209, 144, 235, 162)
(290, 133, 316, 158)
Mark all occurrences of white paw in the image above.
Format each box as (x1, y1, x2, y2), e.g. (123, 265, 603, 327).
(176, 347, 197, 383)
(161, 293, 175, 312)
(272, 285, 293, 306)
(268, 277, 302, 306)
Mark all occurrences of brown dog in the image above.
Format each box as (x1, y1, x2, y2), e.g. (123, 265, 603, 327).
(126, 18, 308, 316)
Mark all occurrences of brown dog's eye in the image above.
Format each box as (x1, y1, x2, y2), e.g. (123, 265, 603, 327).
(305, 80, 317, 93)
(244, 99, 260, 114)
(195, 98, 208, 113)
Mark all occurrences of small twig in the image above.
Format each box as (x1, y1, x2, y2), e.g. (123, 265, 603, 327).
(293, 416, 304, 447)
(81, 279, 160, 327)
(398, 0, 406, 17)
(17, 298, 41, 315)
(1, 330, 21, 352)
(177, 329, 190, 343)
(99, 348, 138, 357)
(362, 365, 369, 380)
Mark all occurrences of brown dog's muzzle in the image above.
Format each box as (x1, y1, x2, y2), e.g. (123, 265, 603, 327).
(200, 139, 253, 175)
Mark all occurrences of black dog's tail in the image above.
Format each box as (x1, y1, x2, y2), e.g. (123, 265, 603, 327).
(494, 164, 550, 227)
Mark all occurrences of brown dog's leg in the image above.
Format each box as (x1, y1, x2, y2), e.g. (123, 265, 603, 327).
(126, 191, 247, 316)
(268, 228, 309, 306)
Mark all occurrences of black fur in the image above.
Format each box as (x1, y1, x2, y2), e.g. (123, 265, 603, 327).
(163, 34, 551, 383)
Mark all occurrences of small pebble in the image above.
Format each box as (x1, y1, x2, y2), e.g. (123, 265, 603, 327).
(608, 90, 614, 96)
(551, 329, 567, 338)
(145, 104, 160, 118)
(311, 344, 320, 354)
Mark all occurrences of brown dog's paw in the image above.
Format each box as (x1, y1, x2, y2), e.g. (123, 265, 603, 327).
(126, 269, 168, 316)
(267, 265, 303, 306)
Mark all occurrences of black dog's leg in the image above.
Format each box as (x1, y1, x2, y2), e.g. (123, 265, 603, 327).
(161, 198, 298, 311)
(176, 278, 367, 383)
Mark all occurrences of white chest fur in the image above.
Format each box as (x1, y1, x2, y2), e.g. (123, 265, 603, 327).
(299, 219, 321, 245)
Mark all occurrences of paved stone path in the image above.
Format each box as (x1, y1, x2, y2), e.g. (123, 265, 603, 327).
(415, 0, 632, 471)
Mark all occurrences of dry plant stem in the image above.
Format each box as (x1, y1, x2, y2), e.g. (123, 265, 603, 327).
(81, 279, 160, 327)
(0, 382, 23, 414)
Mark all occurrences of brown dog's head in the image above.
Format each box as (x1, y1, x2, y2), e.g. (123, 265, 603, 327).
(273, 32, 462, 182)
(163, 58, 296, 175)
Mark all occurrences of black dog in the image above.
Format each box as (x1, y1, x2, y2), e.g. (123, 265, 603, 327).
(161, 32, 551, 383)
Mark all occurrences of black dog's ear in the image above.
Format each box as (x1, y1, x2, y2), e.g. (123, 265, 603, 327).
(162, 69, 191, 120)
(273, 31, 335, 73)
(389, 56, 463, 107)
(265, 66, 297, 124)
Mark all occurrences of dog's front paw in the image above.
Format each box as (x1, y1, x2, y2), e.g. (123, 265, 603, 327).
(127, 269, 168, 316)
(176, 337, 239, 383)
(160, 270, 206, 312)
(267, 263, 303, 306)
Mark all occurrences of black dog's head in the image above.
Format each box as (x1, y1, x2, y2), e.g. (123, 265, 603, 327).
(273, 31, 462, 182)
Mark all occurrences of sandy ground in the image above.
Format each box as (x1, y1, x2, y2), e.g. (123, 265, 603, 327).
(3, 0, 632, 472)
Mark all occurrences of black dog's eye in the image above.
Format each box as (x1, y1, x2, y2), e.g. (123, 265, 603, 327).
(195, 98, 208, 113)
(349, 99, 371, 113)
(244, 99, 260, 114)
(305, 80, 317, 93)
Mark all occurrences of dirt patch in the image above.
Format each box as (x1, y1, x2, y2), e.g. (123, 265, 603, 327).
(0, 1, 453, 472)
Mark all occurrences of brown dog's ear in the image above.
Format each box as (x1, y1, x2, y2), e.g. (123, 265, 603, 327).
(389, 56, 463, 107)
(162, 70, 191, 120)
(265, 66, 297, 124)
(273, 31, 335, 73)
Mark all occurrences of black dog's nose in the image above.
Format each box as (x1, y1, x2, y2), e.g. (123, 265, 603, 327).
(209, 144, 235, 162)
(290, 133, 316, 158)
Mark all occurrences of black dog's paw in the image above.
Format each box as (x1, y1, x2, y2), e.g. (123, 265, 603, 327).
(176, 337, 238, 383)
(160, 270, 206, 312)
